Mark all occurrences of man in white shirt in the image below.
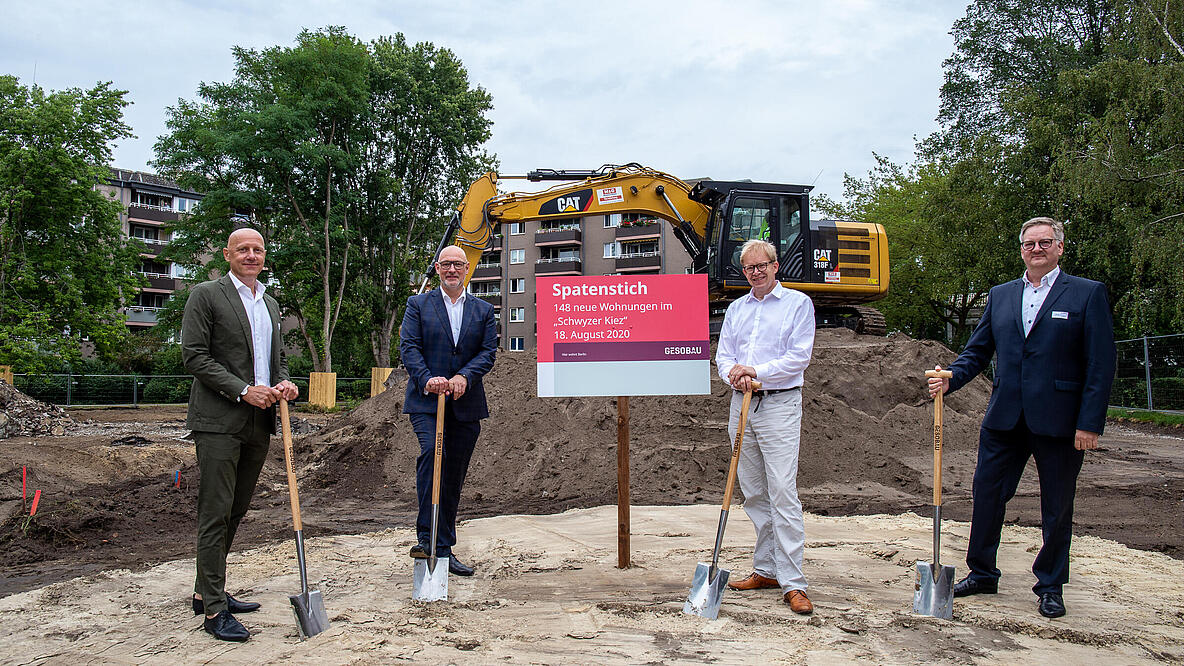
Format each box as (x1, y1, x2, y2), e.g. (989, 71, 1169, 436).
(715, 239, 816, 614)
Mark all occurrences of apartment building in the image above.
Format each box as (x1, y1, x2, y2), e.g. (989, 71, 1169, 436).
(469, 213, 692, 352)
(101, 169, 203, 331)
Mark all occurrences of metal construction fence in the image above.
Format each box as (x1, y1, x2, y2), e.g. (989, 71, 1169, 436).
(1113, 333, 1184, 411)
(12, 374, 374, 407)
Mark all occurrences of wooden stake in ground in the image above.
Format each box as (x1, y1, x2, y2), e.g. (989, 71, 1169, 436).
(617, 396, 630, 569)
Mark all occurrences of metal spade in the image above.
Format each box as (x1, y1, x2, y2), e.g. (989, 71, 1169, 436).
(280, 399, 330, 638)
(914, 369, 955, 620)
(684, 380, 760, 619)
(413, 393, 449, 602)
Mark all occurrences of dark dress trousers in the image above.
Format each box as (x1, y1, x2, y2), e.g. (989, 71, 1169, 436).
(945, 272, 1115, 595)
(399, 289, 497, 557)
(182, 275, 287, 615)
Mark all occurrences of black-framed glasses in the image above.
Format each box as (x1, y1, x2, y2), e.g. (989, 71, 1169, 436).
(741, 260, 774, 274)
(437, 260, 469, 270)
(1020, 238, 1057, 251)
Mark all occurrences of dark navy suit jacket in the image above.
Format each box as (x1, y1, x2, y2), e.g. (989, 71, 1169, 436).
(399, 288, 498, 420)
(946, 271, 1116, 438)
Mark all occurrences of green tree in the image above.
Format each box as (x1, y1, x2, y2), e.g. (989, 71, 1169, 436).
(154, 27, 495, 371)
(0, 76, 140, 371)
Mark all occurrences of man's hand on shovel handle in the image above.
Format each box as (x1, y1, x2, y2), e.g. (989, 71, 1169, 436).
(448, 374, 467, 399)
(244, 384, 282, 408)
(728, 365, 757, 391)
(927, 365, 949, 398)
(426, 376, 451, 395)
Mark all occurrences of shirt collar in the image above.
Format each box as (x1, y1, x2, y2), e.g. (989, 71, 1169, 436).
(229, 271, 265, 299)
(1022, 265, 1060, 289)
(441, 288, 466, 306)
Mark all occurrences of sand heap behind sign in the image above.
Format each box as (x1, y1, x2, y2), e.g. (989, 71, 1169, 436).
(299, 328, 991, 517)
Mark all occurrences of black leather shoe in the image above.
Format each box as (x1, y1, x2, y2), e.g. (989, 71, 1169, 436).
(409, 543, 429, 559)
(1038, 592, 1066, 618)
(203, 610, 250, 642)
(953, 576, 998, 597)
(448, 556, 475, 576)
(192, 593, 261, 615)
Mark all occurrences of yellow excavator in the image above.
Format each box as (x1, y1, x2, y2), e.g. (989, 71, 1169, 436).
(427, 163, 889, 334)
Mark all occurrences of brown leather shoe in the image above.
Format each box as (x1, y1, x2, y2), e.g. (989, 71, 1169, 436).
(727, 572, 779, 591)
(785, 589, 813, 614)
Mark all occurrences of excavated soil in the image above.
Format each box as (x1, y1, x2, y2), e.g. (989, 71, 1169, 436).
(2, 328, 1182, 602)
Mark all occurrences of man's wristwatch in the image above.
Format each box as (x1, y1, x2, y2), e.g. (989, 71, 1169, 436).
(239, 385, 250, 402)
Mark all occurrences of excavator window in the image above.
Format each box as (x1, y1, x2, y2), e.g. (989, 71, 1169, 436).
(777, 198, 804, 281)
(725, 197, 775, 279)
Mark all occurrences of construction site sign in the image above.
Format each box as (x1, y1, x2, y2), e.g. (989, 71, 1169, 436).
(536, 274, 710, 397)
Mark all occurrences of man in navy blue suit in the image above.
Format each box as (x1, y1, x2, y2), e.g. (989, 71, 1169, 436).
(928, 217, 1115, 619)
(400, 244, 497, 576)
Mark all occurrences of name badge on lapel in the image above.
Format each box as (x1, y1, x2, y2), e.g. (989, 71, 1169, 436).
(1051, 311, 1069, 319)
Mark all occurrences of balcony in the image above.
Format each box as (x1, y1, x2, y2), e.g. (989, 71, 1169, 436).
(615, 223, 660, 240)
(131, 237, 169, 256)
(471, 263, 501, 279)
(127, 203, 179, 223)
(535, 227, 582, 246)
(616, 251, 662, 272)
(140, 273, 179, 291)
(536, 258, 582, 275)
(473, 291, 501, 306)
(124, 307, 160, 325)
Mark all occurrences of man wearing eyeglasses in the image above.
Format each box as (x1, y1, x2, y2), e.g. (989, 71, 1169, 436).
(400, 245, 498, 576)
(715, 239, 816, 614)
(928, 217, 1115, 619)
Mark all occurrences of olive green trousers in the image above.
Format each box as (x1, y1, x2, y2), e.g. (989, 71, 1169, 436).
(193, 408, 271, 615)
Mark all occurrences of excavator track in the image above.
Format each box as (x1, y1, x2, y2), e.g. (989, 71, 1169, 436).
(817, 305, 887, 336)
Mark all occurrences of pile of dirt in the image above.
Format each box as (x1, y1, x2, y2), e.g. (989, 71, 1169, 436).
(299, 328, 991, 518)
(0, 381, 73, 439)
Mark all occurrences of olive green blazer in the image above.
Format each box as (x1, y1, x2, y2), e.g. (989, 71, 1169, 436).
(181, 275, 288, 434)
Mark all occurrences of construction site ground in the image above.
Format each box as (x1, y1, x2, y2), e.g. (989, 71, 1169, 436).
(1, 328, 1182, 663)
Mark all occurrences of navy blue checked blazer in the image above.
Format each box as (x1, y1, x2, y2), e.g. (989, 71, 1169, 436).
(399, 288, 498, 420)
(946, 272, 1116, 438)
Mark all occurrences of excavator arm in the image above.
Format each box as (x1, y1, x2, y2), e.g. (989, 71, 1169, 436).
(436, 164, 714, 286)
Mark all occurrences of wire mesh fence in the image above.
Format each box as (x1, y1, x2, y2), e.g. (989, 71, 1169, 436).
(1113, 334, 1184, 411)
(13, 374, 373, 407)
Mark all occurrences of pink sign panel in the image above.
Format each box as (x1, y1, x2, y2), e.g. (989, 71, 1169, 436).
(536, 275, 710, 397)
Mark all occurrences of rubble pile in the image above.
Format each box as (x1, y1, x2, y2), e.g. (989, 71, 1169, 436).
(0, 381, 73, 439)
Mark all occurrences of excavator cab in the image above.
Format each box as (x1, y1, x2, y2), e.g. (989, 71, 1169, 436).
(690, 181, 811, 294)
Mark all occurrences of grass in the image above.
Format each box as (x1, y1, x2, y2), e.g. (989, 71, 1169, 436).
(1108, 407, 1184, 427)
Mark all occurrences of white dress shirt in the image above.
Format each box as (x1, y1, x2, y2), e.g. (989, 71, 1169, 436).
(716, 283, 815, 390)
(442, 289, 466, 346)
(229, 271, 272, 387)
(1021, 265, 1060, 337)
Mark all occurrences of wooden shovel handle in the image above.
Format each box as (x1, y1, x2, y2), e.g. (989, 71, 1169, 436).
(924, 370, 952, 506)
(431, 393, 446, 505)
(721, 380, 761, 512)
(280, 399, 302, 532)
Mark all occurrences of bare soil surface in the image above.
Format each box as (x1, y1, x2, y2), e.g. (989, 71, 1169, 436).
(1, 328, 1181, 605)
(0, 507, 1181, 664)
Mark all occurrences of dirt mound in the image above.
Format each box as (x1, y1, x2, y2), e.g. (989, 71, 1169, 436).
(0, 381, 73, 439)
(300, 329, 991, 518)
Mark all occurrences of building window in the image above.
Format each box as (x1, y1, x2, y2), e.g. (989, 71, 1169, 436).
(510, 249, 525, 264)
(620, 240, 659, 257)
(510, 278, 525, 293)
(509, 307, 525, 322)
(604, 214, 621, 228)
(603, 242, 619, 258)
(510, 337, 525, 351)
(539, 246, 580, 262)
(507, 222, 524, 235)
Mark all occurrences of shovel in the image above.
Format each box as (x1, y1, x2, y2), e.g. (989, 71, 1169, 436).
(413, 392, 449, 602)
(914, 369, 955, 620)
(683, 380, 761, 619)
(279, 398, 330, 638)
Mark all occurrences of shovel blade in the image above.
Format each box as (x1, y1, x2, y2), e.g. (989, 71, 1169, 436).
(412, 557, 449, 602)
(289, 588, 330, 638)
(913, 561, 955, 620)
(682, 562, 730, 619)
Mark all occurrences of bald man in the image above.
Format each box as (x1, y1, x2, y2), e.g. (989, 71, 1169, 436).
(400, 245, 497, 576)
(182, 227, 298, 641)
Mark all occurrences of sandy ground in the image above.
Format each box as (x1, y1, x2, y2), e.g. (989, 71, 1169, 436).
(0, 505, 1180, 664)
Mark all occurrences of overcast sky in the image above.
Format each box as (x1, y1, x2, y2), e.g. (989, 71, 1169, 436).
(2, 1, 968, 201)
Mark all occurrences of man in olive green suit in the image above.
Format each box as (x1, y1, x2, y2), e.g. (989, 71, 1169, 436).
(182, 228, 298, 642)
